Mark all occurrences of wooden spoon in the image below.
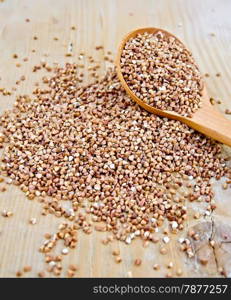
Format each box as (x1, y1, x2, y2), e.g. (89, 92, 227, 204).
(116, 27, 231, 147)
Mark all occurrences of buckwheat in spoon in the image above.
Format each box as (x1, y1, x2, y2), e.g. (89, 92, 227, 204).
(116, 28, 231, 146)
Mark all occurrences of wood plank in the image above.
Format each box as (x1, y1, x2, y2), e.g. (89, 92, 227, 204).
(0, 0, 231, 277)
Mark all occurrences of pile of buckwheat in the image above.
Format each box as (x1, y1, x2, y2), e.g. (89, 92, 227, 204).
(0, 38, 230, 277)
(120, 31, 203, 117)
(0, 62, 230, 248)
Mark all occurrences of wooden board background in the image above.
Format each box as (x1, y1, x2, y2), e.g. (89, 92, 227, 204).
(0, 0, 231, 278)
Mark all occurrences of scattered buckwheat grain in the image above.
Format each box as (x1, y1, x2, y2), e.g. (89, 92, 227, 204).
(134, 258, 142, 266)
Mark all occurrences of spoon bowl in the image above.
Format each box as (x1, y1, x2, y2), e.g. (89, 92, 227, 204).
(116, 27, 231, 147)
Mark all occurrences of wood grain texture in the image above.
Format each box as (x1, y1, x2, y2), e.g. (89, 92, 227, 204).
(0, 0, 231, 278)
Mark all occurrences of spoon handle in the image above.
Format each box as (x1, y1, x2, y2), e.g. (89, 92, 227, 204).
(185, 106, 231, 146)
